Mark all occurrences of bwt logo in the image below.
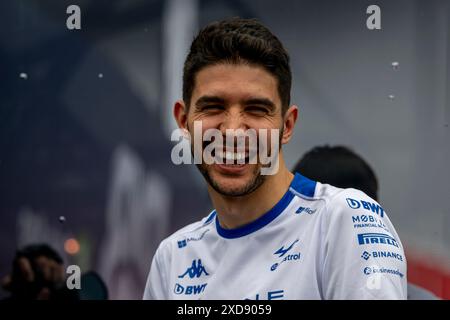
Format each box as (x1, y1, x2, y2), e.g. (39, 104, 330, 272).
(346, 198, 385, 217)
(174, 283, 207, 295)
(178, 259, 209, 279)
(357, 233, 399, 248)
(295, 207, 317, 215)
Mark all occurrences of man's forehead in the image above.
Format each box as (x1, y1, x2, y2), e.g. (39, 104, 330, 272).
(192, 63, 281, 104)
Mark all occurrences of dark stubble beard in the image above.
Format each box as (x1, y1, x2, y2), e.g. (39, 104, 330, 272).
(196, 162, 266, 197)
(193, 127, 284, 198)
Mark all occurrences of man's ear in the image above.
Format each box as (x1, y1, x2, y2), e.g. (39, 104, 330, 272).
(173, 100, 188, 130)
(281, 105, 298, 145)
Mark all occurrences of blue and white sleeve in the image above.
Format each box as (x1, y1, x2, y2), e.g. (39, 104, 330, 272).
(143, 245, 168, 300)
(321, 189, 407, 299)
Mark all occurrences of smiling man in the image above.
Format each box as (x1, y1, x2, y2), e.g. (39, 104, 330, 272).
(143, 18, 407, 300)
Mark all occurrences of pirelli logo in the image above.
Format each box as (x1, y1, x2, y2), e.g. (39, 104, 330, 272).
(357, 233, 399, 248)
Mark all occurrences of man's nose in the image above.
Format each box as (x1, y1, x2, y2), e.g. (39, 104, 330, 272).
(219, 107, 247, 132)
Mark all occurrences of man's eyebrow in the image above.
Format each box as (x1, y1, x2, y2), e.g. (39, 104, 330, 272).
(195, 96, 226, 107)
(244, 98, 276, 110)
(194, 96, 276, 110)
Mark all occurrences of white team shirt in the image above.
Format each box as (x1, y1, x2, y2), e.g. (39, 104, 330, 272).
(143, 173, 407, 300)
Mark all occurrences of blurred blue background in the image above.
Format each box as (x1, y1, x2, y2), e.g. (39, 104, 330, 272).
(0, 0, 449, 299)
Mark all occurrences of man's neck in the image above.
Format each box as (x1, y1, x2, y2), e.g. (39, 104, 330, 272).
(209, 159, 294, 230)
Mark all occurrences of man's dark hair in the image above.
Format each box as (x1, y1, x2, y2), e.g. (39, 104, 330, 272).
(293, 145, 379, 200)
(183, 17, 292, 113)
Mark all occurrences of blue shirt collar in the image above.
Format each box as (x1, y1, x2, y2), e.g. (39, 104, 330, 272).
(215, 172, 316, 239)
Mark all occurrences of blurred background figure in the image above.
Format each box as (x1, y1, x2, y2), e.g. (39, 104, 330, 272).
(1, 243, 107, 300)
(293, 145, 438, 300)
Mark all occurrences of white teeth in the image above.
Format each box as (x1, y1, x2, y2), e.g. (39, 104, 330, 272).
(215, 150, 246, 162)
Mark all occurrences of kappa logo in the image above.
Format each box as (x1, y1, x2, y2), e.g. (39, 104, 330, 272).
(178, 259, 209, 279)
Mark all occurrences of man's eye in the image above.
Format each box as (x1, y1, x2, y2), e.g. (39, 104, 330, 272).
(202, 105, 224, 111)
(246, 106, 268, 114)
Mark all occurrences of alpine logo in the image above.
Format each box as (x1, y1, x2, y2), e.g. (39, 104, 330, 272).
(295, 206, 317, 215)
(271, 239, 301, 271)
(274, 239, 299, 257)
(178, 259, 209, 279)
(357, 233, 399, 248)
(346, 198, 385, 217)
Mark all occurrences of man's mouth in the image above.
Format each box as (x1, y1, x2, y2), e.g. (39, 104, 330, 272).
(215, 150, 248, 164)
(201, 138, 259, 166)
